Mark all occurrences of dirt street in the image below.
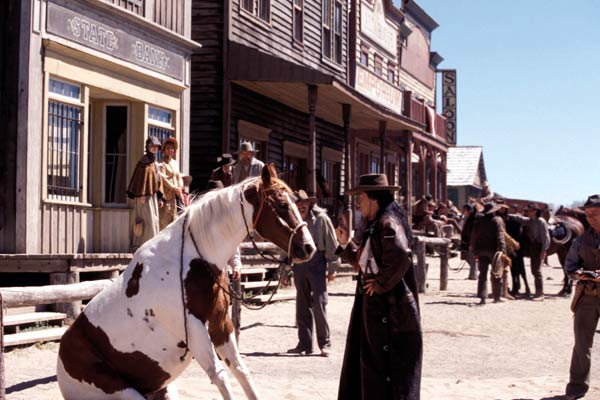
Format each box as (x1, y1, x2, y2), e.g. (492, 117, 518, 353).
(4, 254, 599, 399)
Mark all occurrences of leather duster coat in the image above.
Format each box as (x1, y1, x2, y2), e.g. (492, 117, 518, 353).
(337, 202, 422, 400)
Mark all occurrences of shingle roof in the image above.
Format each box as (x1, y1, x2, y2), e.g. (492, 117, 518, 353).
(447, 146, 487, 187)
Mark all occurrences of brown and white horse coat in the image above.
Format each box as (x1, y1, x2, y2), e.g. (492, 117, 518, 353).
(57, 167, 316, 400)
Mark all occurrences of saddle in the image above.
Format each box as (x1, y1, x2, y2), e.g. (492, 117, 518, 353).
(548, 222, 572, 244)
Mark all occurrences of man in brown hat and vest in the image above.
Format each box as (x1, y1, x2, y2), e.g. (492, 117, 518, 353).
(233, 142, 265, 184)
(287, 190, 340, 357)
(564, 194, 600, 399)
(210, 153, 235, 187)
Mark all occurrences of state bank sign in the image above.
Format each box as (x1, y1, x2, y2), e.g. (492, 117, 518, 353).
(440, 70, 457, 144)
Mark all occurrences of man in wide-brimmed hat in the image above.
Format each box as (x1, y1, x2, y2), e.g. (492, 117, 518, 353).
(564, 194, 600, 400)
(287, 190, 340, 357)
(508, 201, 550, 300)
(334, 174, 422, 400)
(470, 202, 507, 304)
(232, 142, 265, 184)
(210, 153, 236, 187)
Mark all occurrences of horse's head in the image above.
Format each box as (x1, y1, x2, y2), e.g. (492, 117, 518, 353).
(243, 164, 316, 263)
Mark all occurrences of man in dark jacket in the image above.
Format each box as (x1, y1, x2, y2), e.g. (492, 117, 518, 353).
(335, 174, 421, 400)
(460, 203, 478, 280)
(210, 153, 235, 187)
(564, 194, 600, 399)
(470, 202, 507, 304)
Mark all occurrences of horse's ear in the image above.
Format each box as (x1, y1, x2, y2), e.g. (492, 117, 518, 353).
(261, 164, 272, 188)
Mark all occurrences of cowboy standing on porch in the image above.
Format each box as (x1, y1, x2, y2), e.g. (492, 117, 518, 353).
(232, 142, 265, 184)
(335, 174, 421, 400)
(564, 194, 600, 400)
(287, 190, 340, 357)
(126, 136, 164, 251)
(158, 137, 185, 230)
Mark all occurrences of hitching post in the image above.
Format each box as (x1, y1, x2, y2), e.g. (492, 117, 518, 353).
(0, 291, 6, 400)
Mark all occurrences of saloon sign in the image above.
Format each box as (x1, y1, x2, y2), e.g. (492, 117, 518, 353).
(440, 69, 457, 144)
(46, 0, 183, 81)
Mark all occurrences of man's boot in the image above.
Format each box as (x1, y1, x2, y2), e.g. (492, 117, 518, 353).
(502, 270, 515, 300)
(532, 276, 544, 301)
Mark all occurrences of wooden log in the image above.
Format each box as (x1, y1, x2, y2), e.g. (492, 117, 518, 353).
(440, 244, 449, 291)
(50, 272, 81, 319)
(0, 280, 113, 308)
(416, 237, 451, 246)
(416, 240, 427, 293)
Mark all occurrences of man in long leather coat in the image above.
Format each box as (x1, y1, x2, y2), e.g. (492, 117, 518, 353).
(335, 174, 421, 400)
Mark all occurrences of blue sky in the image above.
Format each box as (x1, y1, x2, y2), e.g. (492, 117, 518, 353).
(397, 0, 600, 207)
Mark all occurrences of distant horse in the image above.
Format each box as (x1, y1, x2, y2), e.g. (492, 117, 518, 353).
(57, 165, 316, 400)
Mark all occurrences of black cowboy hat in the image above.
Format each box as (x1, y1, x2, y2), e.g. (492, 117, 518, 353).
(483, 202, 503, 215)
(526, 202, 541, 211)
(293, 189, 316, 203)
(347, 174, 400, 195)
(217, 153, 236, 167)
(235, 142, 259, 154)
(583, 194, 600, 209)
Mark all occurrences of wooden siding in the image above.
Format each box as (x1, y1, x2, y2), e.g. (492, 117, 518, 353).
(96, 208, 131, 253)
(189, 0, 225, 191)
(0, 0, 21, 252)
(41, 203, 88, 254)
(103, 0, 145, 16)
(400, 20, 434, 89)
(154, 0, 185, 34)
(230, 0, 348, 83)
(229, 84, 344, 192)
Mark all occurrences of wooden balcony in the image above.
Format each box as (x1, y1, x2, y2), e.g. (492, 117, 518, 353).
(403, 93, 448, 143)
(100, 0, 185, 35)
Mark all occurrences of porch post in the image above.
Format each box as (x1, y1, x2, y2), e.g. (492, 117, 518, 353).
(431, 148, 439, 201)
(418, 141, 427, 198)
(307, 85, 318, 196)
(342, 104, 353, 232)
(405, 132, 414, 223)
(379, 120, 387, 173)
(441, 152, 448, 203)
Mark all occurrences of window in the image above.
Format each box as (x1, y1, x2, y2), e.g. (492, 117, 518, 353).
(241, 0, 271, 23)
(322, 159, 341, 198)
(293, 0, 304, 43)
(387, 62, 396, 83)
(283, 155, 307, 191)
(104, 106, 128, 204)
(360, 50, 369, 66)
(322, 0, 332, 59)
(374, 54, 383, 76)
(47, 79, 83, 201)
(333, 2, 342, 63)
(322, 0, 343, 64)
(148, 106, 175, 161)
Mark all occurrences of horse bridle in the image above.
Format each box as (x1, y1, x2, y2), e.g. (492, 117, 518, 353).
(239, 183, 308, 264)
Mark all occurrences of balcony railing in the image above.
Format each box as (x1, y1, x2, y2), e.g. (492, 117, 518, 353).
(100, 0, 184, 35)
(435, 113, 447, 142)
(403, 92, 449, 143)
(103, 0, 144, 16)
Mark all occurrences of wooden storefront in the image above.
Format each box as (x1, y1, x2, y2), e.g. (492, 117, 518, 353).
(2, 0, 199, 255)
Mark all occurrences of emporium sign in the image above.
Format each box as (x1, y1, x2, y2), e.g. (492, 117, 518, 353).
(360, 0, 398, 57)
(440, 69, 457, 144)
(46, 0, 184, 81)
(355, 64, 403, 112)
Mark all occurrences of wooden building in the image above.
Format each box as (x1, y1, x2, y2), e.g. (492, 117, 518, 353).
(446, 146, 488, 207)
(190, 0, 451, 225)
(0, 0, 200, 254)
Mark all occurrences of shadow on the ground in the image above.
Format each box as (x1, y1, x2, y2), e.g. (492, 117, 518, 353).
(539, 395, 571, 400)
(6, 375, 57, 394)
(241, 351, 323, 358)
(424, 329, 490, 338)
(329, 292, 356, 297)
(424, 300, 477, 307)
(240, 322, 296, 331)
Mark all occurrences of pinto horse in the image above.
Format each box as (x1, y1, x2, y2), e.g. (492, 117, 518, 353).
(57, 165, 316, 400)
